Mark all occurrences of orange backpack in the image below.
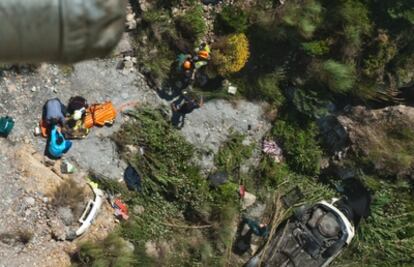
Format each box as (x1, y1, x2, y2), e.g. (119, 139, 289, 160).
(84, 102, 117, 129)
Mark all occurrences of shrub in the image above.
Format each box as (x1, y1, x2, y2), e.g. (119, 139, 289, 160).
(216, 5, 249, 33)
(176, 5, 207, 41)
(214, 132, 254, 174)
(291, 88, 330, 119)
(314, 60, 355, 93)
(51, 179, 86, 218)
(362, 33, 397, 79)
(255, 69, 286, 106)
(257, 159, 291, 187)
(272, 120, 322, 175)
(212, 33, 250, 76)
(72, 233, 137, 267)
(281, 0, 323, 39)
(301, 40, 330, 56)
(337, 0, 372, 58)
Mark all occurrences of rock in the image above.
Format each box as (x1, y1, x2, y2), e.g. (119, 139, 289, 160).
(242, 192, 257, 210)
(246, 203, 266, 219)
(6, 82, 16, 93)
(331, 105, 414, 179)
(145, 241, 159, 258)
(138, 0, 153, 12)
(57, 207, 74, 226)
(114, 33, 133, 55)
(124, 240, 135, 253)
(31, 86, 37, 92)
(48, 218, 66, 241)
(133, 205, 145, 215)
(250, 244, 259, 254)
(125, 145, 138, 155)
(24, 197, 35, 206)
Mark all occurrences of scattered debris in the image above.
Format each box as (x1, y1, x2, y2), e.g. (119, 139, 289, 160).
(111, 198, 129, 220)
(75, 182, 104, 236)
(61, 160, 76, 174)
(0, 116, 15, 137)
(124, 165, 142, 192)
(262, 139, 283, 163)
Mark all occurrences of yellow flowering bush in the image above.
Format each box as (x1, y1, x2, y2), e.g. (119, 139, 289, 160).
(212, 33, 250, 76)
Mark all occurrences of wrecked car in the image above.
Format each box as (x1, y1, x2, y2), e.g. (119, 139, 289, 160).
(246, 179, 371, 267)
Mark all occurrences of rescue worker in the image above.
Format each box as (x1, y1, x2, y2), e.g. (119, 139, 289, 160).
(43, 98, 66, 127)
(171, 93, 204, 128)
(234, 216, 269, 255)
(48, 124, 72, 158)
(193, 43, 211, 70)
(175, 54, 195, 89)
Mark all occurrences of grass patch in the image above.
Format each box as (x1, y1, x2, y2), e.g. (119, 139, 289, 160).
(176, 4, 207, 42)
(272, 119, 322, 176)
(50, 179, 87, 218)
(335, 178, 414, 266)
(71, 233, 138, 267)
(214, 132, 254, 175)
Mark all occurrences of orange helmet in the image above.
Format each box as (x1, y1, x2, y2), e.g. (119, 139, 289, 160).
(198, 50, 209, 60)
(183, 60, 192, 70)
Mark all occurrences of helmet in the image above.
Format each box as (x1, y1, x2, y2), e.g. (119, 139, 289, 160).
(198, 50, 209, 60)
(183, 60, 192, 70)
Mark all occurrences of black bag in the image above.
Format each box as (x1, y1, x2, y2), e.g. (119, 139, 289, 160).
(124, 165, 142, 192)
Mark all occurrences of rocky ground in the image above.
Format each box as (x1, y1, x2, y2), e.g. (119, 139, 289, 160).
(0, 33, 271, 266)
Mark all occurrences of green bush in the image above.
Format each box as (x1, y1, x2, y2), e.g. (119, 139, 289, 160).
(215, 132, 254, 174)
(315, 60, 355, 93)
(72, 233, 137, 267)
(216, 5, 249, 33)
(255, 69, 286, 106)
(291, 88, 330, 119)
(281, 0, 323, 39)
(301, 40, 330, 56)
(337, 0, 372, 52)
(258, 159, 291, 187)
(176, 5, 207, 41)
(272, 119, 322, 175)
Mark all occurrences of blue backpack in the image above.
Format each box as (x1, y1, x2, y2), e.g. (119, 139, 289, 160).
(0, 116, 14, 137)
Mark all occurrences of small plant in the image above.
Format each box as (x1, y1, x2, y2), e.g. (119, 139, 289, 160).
(272, 119, 322, 176)
(212, 33, 250, 76)
(301, 40, 330, 56)
(17, 229, 33, 245)
(216, 5, 249, 33)
(59, 64, 74, 76)
(281, 0, 323, 39)
(176, 4, 207, 41)
(72, 233, 137, 267)
(255, 69, 286, 106)
(291, 88, 330, 119)
(215, 132, 254, 175)
(314, 60, 355, 93)
(51, 179, 86, 217)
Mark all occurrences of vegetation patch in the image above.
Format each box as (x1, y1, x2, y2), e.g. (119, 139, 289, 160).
(272, 119, 322, 176)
